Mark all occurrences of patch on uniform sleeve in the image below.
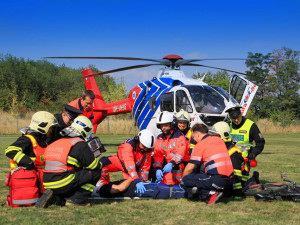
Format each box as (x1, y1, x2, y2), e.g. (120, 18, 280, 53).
(259, 133, 263, 139)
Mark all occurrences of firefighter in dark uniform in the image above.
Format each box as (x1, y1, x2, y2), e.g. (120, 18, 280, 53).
(210, 121, 248, 200)
(36, 116, 103, 208)
(5, 111, 56, 171)
(226, 105, 265, 183)
(46, 104, 82, 144)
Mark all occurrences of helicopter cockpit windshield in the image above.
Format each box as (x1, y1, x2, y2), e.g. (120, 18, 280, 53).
(184, 85, 225, 114)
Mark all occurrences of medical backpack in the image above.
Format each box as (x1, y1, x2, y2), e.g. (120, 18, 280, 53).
(5, 167, 43, 207)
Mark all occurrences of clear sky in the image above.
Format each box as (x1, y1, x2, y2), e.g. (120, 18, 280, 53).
(1, 0, 299, 90)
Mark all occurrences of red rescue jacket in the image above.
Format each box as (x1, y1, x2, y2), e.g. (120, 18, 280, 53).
(68, 98, 94, 120)
(153, 130, 190, 169)
(117, 139, 151, 181)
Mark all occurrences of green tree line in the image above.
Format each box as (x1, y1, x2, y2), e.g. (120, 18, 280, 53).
(193, 47, 300, 122)
(0, 54, 127, 116)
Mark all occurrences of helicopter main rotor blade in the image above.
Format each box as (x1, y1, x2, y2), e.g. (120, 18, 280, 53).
(45, 56, 165, 63)
(175, 58, 292, 67)
(84, 63, 162, 78)
(176, 58, 250, 66)
(184, 63, 247, 75)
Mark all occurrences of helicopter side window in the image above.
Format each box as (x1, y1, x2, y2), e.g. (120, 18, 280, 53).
(148, 96, 156, 112)
(175, 90, 193, 113)
(160, 92, 174, 112)
(230, 76, 247, 103)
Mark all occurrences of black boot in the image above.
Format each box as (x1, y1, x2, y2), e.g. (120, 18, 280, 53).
(35, 189, 54, 208)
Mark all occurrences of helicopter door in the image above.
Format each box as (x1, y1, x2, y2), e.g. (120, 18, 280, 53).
(175, 90, 193, 113)
(229, 74, 258, 115)
(160, 92, 174, 112)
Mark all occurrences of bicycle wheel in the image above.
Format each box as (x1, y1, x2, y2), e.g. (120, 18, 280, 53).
(244, 183, 288, 196)
(279, 186, 300, 202)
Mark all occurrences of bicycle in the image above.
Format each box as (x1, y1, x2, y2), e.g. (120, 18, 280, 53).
(243, 173, 300, 202)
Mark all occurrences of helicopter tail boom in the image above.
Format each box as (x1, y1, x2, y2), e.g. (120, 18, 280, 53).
(82, 68, 136, 131)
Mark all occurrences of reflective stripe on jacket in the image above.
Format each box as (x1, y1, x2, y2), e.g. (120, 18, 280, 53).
(153, 130, 189, 169)
(190, 135, 233, 176)
(44, 137, 84, 173)
(228, 146, 248, 173)
(185, 128, 194, 158)
(117, 139, 151, 181)
(7, 135, 45, 171)
(228, 146, 246, 190)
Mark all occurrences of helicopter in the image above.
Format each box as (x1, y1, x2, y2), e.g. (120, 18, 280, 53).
(46, 54, 258, 135)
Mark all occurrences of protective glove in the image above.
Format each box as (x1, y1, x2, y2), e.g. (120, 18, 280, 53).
(25, 161, 37, 170)
(136, 181, 146, 194)
(156, 169, 163, 182)
(247, 152, 256, 161)
(162, 163, 173, 173)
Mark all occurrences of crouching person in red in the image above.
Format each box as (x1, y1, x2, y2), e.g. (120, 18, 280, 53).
(182, 123, 233, 204)
(99, 129, 155, 194)
(153, 111, 190, 185)
(36, 116, 103, 208)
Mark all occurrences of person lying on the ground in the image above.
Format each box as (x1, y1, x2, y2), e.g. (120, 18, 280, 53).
(93, 178, 185, 199)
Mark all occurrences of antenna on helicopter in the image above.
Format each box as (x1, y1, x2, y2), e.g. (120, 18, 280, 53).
(199, 72, 208, 81)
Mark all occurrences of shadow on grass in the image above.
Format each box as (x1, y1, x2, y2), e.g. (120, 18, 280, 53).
(89, 199, 143, 206)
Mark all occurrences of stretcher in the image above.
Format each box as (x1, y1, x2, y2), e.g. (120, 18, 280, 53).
(89, 183, 185, 200)
(89, 196, 150, 200)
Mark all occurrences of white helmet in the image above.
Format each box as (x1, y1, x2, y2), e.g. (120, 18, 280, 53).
(156, 111, 174, 128)
(209, 121, 231, 142)
(29, 111, 57, 134)
(175, 109, 191, 124)
(68, 116, 94, 140)
(138, 129, 155, 149)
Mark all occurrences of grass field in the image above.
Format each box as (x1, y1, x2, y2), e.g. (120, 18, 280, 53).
(0, 134, 299, 225)
(1, 110, 300, 135)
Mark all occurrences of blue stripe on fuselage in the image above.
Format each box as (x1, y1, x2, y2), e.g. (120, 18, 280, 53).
(132, 78, 183, 130)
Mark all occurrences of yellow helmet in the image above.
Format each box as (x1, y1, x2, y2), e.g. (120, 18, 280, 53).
(175, 109, 191, 125)
(29, 111, 57, 134)
(209, 121, 231, 142)
(70, 116, 93, 140)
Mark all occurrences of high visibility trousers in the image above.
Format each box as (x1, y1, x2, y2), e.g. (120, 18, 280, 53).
(44, 169, 101, 204)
